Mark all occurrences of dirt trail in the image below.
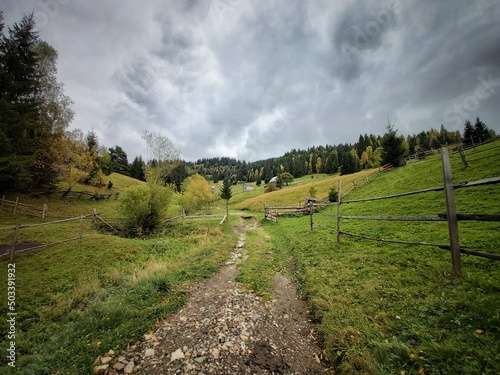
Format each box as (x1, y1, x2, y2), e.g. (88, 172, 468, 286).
(96, 218, 324, 374)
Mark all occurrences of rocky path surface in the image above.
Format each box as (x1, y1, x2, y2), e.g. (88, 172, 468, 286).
(94, 219, 324, 374)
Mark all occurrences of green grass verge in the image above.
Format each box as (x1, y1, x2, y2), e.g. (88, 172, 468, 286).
(265, 216, 500, 374)
(0, 221, 237, 374)
(246, 140, 500, 374)
(235, 223, 275, 301)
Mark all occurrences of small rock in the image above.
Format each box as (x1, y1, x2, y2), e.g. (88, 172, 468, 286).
(179, 316, 188, 322)
(211, 348, 220, 360)
(100, 356, 113, 365)
(171, 348, 185, 362)
(93, 364, 109, 375)
(108, 350, 115, 356)
(194, 356, 207, 363)
(124, 361, 134, 374)
(113, 362, 125, 371)
(251, 314, 261, 322)
(144, 334, 154, 340)
(144, 348, 155, 358)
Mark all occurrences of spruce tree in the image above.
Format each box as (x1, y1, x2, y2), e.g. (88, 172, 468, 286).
(219, 177, 233, 220)
(381, 123, 406, 167)
(0, 13, 42, 189)
(473, 117, 491, 143)
(463, 120, 474, 143)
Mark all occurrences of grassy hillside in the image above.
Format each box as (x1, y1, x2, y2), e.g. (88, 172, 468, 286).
(241, 140, 500, 374)
(0, 173, 238, 374)
(235, 169, 378, 212)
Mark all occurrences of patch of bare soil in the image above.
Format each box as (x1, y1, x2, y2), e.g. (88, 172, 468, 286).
(0, 243, 43, 256)
(95, 219, 324, 374)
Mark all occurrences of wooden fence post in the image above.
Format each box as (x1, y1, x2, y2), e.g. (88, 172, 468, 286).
(42, 203, 48, 221)
(10, 224, 20, 262)
(441, 147, 462, 277)
(79, 216, 84, 245)
(458, 147, 468, 168)
(182, 209, 185, 225)
(337, 180, 341, 244)
(93, 208, 97, 225)
(13, 197, 19, 215)
(309, 203, 313, 231)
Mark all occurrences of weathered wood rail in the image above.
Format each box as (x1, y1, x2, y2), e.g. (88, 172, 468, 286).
(309, 146, 500, 277)
(0, 196, 48, 220)
(0, 213, 93, 261)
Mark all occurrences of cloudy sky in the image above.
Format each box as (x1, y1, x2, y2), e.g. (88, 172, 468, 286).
(3, 0, 500, 162)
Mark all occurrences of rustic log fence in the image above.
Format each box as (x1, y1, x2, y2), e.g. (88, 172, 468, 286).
(0, 213, 94, 261)
(453, 141, 500, 167)
(59, 190, 113, 200)
(0, 196, 48, 221)
(163, 211, 227, 225)
(309, 146, 500, 277)
(263, 167, 388, 222)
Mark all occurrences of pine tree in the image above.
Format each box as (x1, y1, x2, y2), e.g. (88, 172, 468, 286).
(463, 120, 474, 143)
(0, 13, 42, 189)
(129, 156, 145, 181)
(0, 13, 74, 190)
(219, 177, 233, 220)
(109, 146, 129, 175)
(473, 117, 491, 143)
(381, 123, 407, 167)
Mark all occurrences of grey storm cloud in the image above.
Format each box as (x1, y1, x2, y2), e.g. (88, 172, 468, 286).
(2, 0, 500, 162)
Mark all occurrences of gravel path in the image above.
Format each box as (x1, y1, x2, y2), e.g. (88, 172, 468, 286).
(94, 219, 325, 374)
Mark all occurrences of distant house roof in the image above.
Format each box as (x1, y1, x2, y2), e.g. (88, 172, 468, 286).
(269, 176, 278, 183)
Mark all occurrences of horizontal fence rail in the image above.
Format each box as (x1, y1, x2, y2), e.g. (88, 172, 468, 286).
(0, 213, 93, 261)
(1, 196, 48, 220)
(307, 146, 500, 277)
(163, 212, 227, 224)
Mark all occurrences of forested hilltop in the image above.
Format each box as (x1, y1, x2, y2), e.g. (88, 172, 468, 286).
(188, 122, 491, 185)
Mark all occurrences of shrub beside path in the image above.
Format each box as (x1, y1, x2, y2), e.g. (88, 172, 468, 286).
(93, 218, 325, 374)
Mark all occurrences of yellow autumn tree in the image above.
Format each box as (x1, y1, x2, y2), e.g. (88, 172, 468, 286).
(179, 174, 214, 214)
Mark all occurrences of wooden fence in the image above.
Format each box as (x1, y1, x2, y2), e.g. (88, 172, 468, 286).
(0, 196, 48, 221)
(163, 211, 227, 225)
(0, 213, 93, 261)
(59, 190, 113, 200)
(263, 165, 392, 222)
(453, 139, 500, 168)
(309, 146, 500, 277)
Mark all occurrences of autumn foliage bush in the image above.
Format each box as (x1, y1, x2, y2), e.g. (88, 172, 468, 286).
(119, 184, 172, 237)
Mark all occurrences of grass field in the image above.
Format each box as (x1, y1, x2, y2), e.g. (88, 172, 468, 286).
(1, 140, 499, 374)
(238, 140, 500, 374)
(235, 169, 378, 212)
(0, 172, 238, 374)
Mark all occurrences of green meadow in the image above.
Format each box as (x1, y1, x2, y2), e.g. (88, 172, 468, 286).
(1, 140, 499, 374)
